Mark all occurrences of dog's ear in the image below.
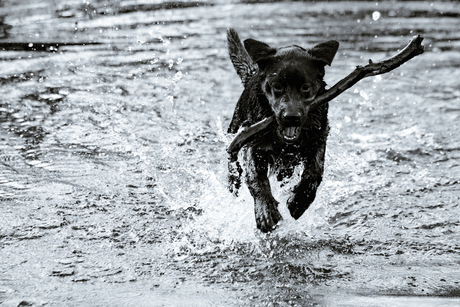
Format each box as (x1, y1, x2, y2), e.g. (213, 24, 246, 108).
(244, 38, 277, 69)
(308, 40, 339, 66)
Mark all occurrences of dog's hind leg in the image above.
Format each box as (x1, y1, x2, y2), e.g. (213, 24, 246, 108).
(287, 144, 326, 220)
(244, 147, 282, 232)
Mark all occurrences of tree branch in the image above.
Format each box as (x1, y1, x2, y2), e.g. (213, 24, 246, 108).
(227, 117, 275, 161)
(227, 35, 424, 159)
(310, 35, 424, 109)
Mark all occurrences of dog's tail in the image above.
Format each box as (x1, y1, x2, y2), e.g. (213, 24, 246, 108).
(227, 28, 256, 86)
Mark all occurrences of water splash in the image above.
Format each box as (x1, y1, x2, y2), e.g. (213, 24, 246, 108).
(372, 11, 381, 21)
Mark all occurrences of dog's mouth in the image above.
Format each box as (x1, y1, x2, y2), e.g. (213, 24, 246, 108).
(280, 126, 301, 143)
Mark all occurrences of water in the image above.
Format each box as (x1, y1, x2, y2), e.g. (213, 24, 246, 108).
(1, 1, 459, 306)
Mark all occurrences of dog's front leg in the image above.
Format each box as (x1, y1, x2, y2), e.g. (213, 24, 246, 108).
(245, 147, 282, 232)
(287, 144, 326, 220)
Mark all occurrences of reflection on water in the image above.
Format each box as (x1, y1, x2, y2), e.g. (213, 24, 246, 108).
(1, 1, 459, 306)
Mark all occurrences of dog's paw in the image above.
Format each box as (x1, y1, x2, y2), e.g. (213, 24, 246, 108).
(287, 196, 307, 220)
(287, 185, 317, 219)
(254, 197, 282, 232)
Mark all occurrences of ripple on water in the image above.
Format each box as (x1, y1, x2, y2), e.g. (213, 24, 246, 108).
(1, 0, 459, 305)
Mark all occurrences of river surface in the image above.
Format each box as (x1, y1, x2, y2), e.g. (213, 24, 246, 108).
(1, 1, 459, 306)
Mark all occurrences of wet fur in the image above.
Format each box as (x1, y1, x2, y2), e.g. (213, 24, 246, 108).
(227, 29, 339, 232)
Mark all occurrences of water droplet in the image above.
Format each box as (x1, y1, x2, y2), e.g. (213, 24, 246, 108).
(372, 11, 381, 21)
(359, 90, 369, 100)
(373, 75, 382, 83)
(172, 71, 182, 82)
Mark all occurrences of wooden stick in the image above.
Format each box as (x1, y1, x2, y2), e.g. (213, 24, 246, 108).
(310, 35, 425, 109)
(227, 35, 424, 158)
(227, 116, 275, 160)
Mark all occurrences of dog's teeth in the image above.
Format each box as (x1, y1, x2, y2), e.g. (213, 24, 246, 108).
(283, 127, 299, 141)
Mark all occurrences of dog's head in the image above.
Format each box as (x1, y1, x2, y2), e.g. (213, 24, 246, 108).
(244, 38, 339, 143)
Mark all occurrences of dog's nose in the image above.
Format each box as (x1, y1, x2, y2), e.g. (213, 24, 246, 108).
(281, 110, 302, 125)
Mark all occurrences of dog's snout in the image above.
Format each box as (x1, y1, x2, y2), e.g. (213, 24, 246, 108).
(281, 110, 303, 125)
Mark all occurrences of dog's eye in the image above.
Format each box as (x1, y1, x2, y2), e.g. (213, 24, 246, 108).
(301, 84, 310, 93)
(272, 83, 283, 94)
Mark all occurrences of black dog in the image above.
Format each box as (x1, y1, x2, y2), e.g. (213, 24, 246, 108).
(227, 29, 339, 232)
